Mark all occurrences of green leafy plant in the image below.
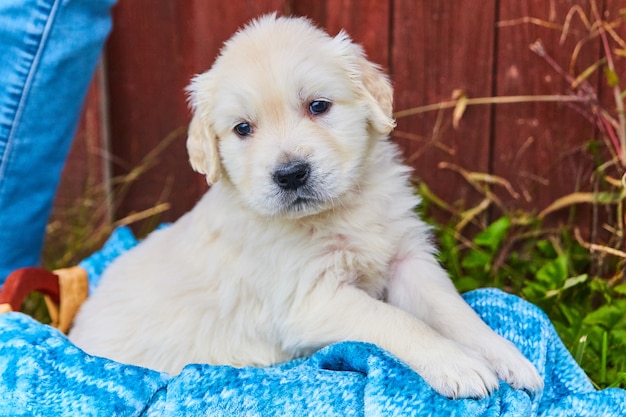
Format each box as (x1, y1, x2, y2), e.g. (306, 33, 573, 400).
(438, 213, 624, 389)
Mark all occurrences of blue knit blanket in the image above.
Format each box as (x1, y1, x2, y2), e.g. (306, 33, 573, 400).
(1, 227, 625, 416)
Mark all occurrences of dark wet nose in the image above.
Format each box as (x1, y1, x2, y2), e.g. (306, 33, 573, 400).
(273, 161, 311, 190)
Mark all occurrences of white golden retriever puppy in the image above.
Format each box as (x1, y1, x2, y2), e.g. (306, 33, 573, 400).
(69, 14, 542, 398)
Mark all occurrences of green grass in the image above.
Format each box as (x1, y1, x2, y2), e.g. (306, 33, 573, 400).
(418, 181, 626, 389)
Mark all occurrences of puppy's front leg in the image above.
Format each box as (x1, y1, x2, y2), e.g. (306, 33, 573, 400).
(386, 243, 543, 392)
(284, 281, 498, 398)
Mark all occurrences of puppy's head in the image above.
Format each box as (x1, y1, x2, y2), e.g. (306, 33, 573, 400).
(187, 14, 395, 218)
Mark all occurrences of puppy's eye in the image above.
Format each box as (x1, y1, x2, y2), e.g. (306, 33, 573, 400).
(309, 100, 331, 116)
(234, 122, 253, 137)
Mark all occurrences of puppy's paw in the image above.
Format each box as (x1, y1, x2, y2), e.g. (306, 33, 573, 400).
(413, 344, 499, 399)
(483, 338, 543, 392)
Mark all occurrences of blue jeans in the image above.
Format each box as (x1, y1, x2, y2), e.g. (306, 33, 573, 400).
(0, 0, 116, 284)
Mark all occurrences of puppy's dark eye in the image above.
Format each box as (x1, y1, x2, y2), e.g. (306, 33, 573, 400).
(234, 122, 253, 137)
(309, 100, 331, 116)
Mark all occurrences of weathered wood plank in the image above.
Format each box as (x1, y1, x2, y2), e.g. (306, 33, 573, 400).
(292, 0, 391, 67)
(492, 0, 601, 220)
(594, 0, 626, 242)
(598, 0, 626, 171)
(391, 0, 497, 220)
(51, 65, 108, 223)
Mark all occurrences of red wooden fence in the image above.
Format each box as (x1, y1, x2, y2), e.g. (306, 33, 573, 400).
(53, 0, 625, 234)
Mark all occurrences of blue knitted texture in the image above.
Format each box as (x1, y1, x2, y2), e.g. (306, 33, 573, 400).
(1, 227, 624, 416)
(78, 226, 137, 295)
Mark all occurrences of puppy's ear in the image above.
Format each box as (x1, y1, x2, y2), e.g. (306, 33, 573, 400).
(186, 73, 222, 185)
(345, 40, 396, 135)
(187, 111, 222, 185)
(357, 55, 396, 135)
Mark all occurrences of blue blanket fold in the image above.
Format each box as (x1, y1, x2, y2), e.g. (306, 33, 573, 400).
(1, 227, 625, 416)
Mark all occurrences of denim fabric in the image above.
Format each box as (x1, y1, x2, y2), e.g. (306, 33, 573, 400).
(0, 0, 115, 283)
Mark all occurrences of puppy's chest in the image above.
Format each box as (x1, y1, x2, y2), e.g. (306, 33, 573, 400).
(313, 225, 398, 297)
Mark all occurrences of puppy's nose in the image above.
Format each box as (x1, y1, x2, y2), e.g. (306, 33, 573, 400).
(273, 161, 311, 190)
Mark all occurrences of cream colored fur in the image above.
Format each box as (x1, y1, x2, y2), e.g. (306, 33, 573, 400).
(69, 15, 542, 399)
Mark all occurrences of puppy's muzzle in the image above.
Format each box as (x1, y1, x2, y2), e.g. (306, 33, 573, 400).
(273, 161, 311, 190)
